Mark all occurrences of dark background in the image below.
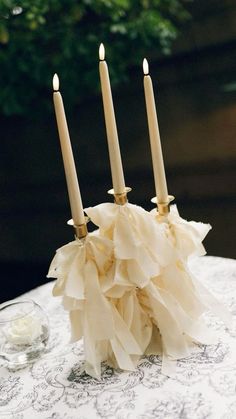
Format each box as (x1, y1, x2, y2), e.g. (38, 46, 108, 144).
(1, 0, 236, 303)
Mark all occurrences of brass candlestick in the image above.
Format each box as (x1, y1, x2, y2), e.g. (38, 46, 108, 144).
(151, 195, 175, 217)
(67, 217, 90, 239)
(108, 187, 132, 205)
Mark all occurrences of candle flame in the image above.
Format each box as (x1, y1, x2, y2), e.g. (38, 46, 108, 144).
(99, 43, 105, 61)
(53, 73, 59, 91)
(143, 58, 149, 75)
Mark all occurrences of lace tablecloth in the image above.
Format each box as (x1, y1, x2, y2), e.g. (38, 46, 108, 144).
(1, 256, 236, 419)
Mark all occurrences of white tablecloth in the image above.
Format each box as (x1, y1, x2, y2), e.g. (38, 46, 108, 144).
(0, 256, 236, 419)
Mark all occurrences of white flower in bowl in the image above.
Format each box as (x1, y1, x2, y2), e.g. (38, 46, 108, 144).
(4, 314, 43, 345)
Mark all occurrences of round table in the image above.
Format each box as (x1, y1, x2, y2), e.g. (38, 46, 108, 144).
(1, 256, 236, 419)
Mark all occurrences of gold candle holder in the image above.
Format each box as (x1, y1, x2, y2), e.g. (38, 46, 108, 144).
(151, 195, 175, 217)
(67, 217, 90, 239)
(108, 187, 132, 205)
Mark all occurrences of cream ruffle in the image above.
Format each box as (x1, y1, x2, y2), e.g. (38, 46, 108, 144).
(86, 202, 173, 266)
(48, 231, 147, 377)
(47, 202, 231, 378)
(151, 204, 212, 259)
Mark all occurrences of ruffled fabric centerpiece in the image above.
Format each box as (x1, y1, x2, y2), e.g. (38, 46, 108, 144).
(48, 202, 231, 378)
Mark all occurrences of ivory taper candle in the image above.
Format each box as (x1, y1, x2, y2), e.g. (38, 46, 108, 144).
(99, 43, 126, 194)
(53, 73, 85, 226)
(143, 58, 168, 204)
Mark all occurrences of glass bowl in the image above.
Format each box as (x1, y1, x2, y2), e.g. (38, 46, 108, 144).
(0, 299, 49, 369)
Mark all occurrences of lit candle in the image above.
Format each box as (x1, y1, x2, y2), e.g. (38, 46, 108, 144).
(53, 74, 85, 226)
(99, 43, 126, 194)
(143, 59, 168, 204)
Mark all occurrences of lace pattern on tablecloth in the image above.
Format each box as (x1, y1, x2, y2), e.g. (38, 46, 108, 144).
(0, 256, 236, 419)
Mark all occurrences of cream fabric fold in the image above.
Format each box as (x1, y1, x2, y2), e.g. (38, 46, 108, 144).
(150, 204, 231, 329)
(48, 230, 148, 378)
(151, 204, 212, 259)
(85, 203, 173, 267)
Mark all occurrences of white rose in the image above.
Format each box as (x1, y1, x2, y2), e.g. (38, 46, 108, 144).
(4, 315, 43, 345)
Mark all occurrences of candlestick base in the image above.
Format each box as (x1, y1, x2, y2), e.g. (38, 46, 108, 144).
(108, 187, 132, 205)
(151, 195, 175, 216)
(67, 217, 90, 239)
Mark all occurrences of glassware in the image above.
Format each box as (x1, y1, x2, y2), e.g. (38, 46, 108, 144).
(0, 300, 49, 368)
